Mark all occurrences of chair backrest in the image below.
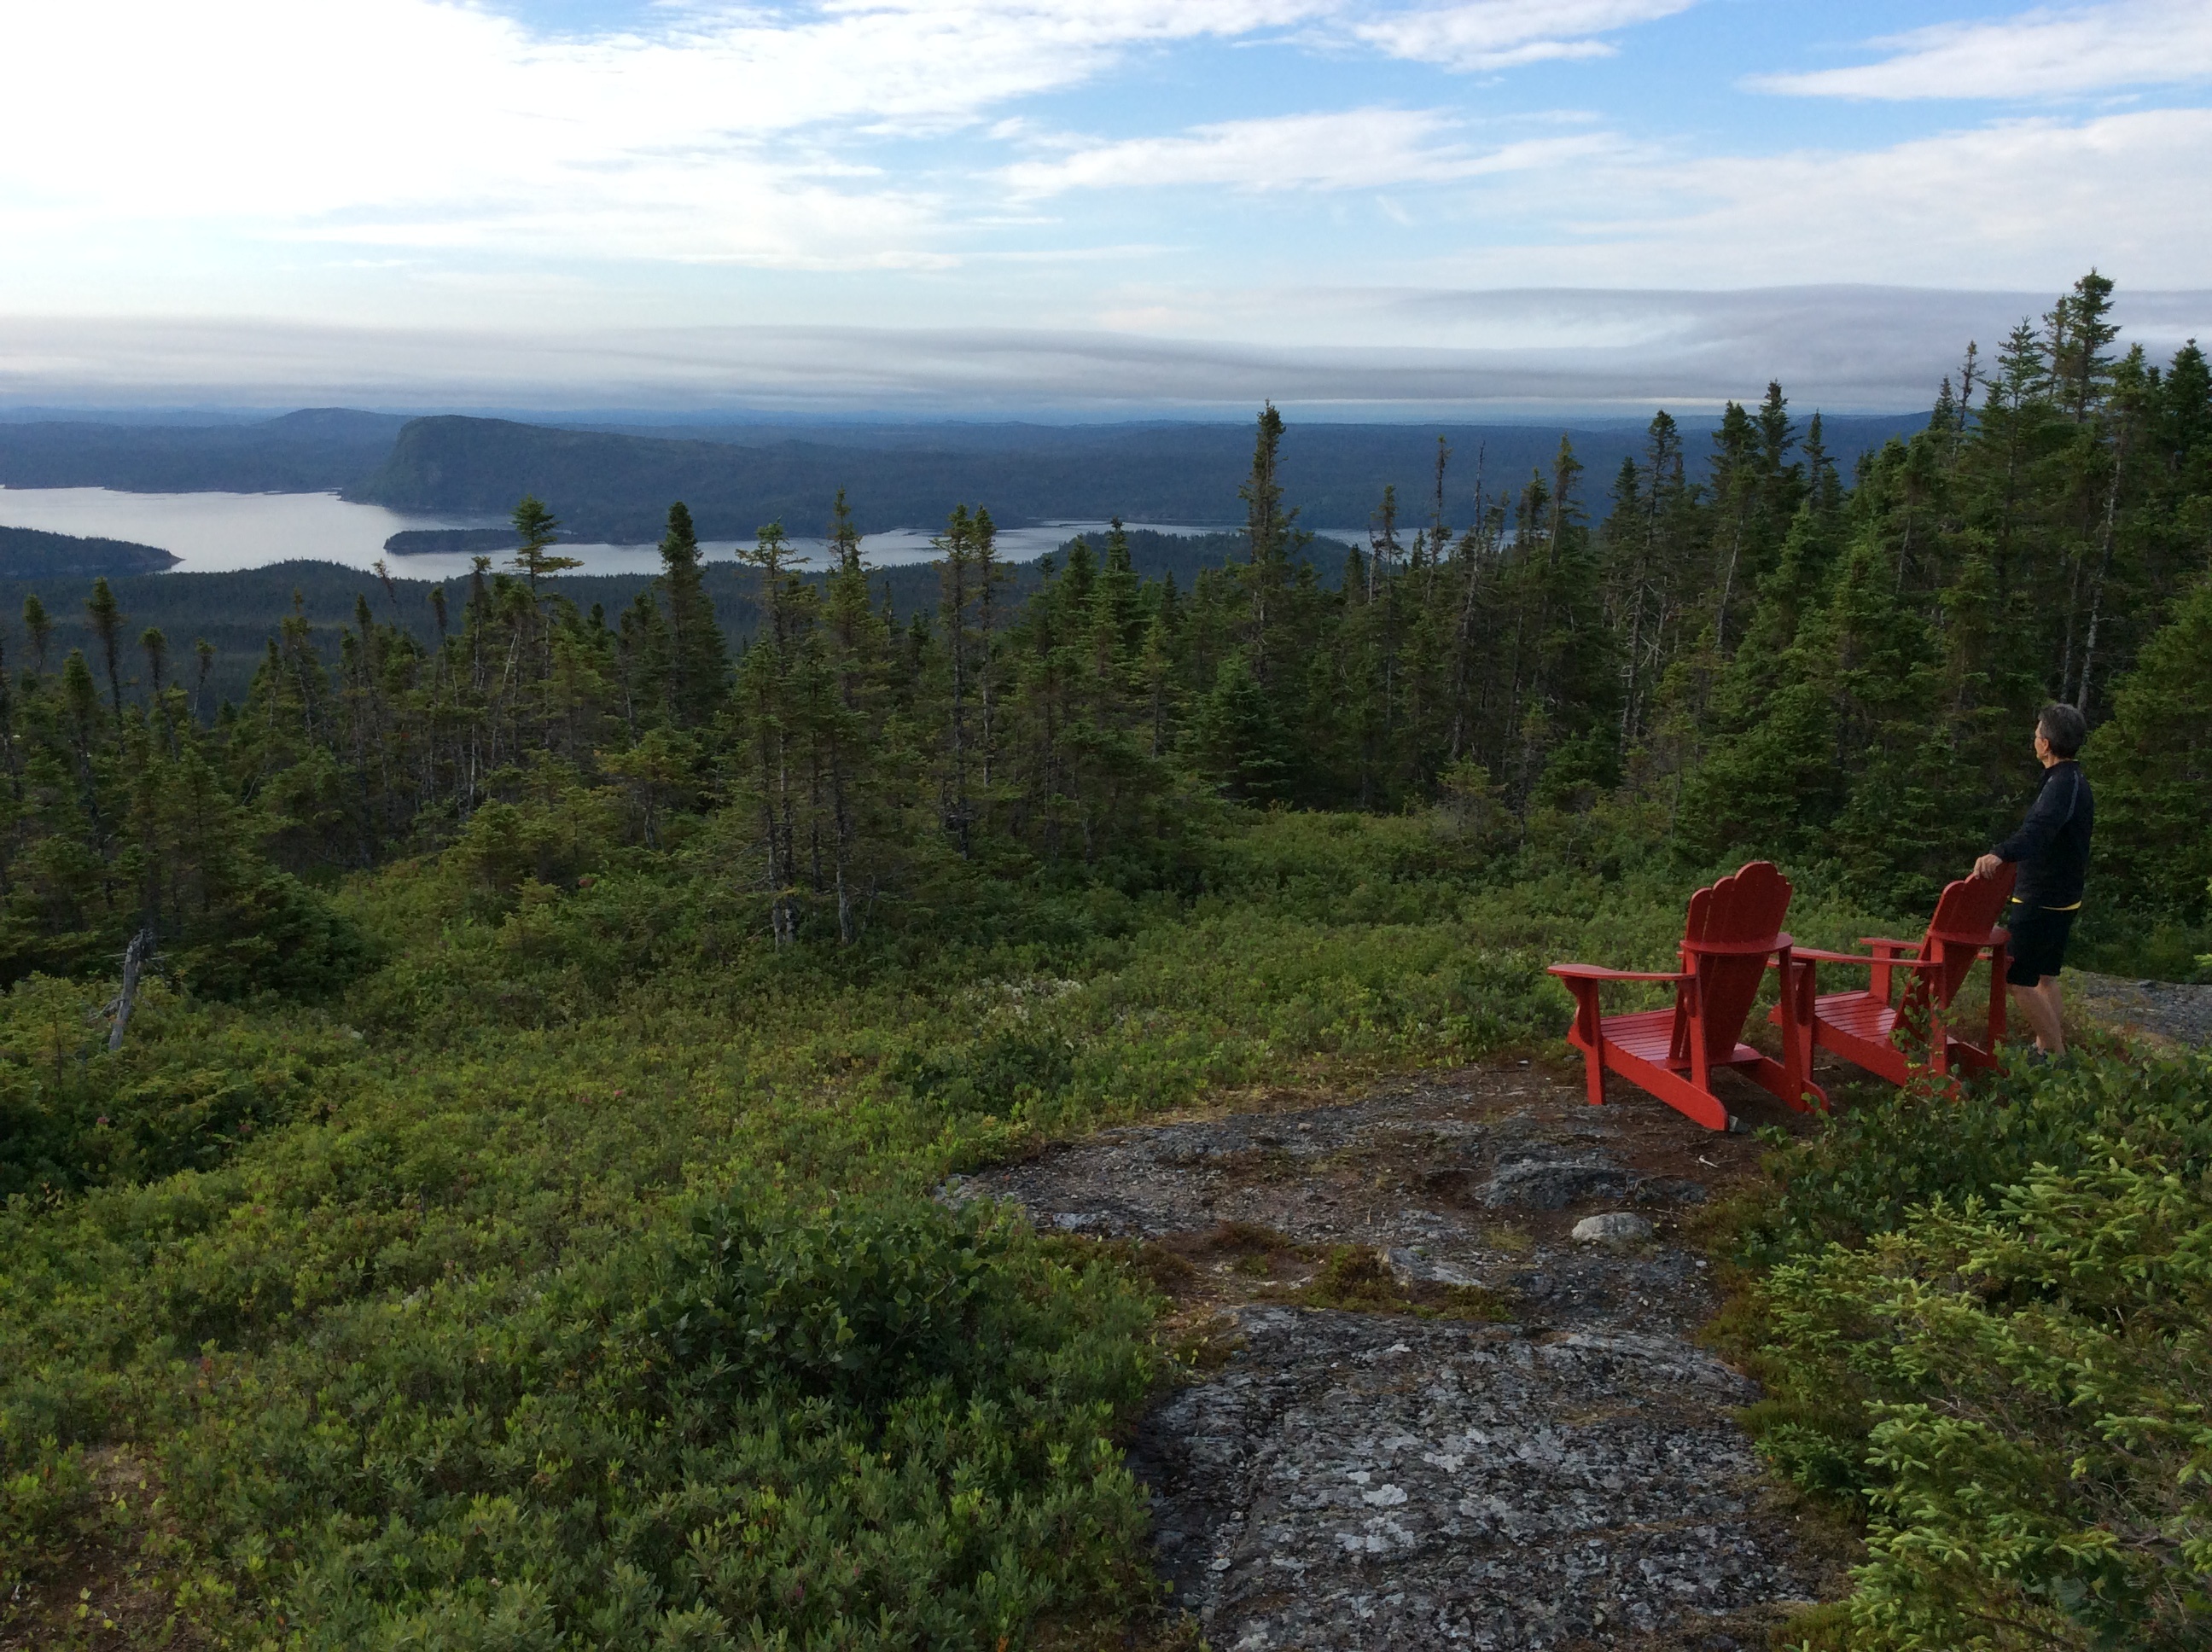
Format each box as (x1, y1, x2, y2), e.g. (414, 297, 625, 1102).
(1920, 862, 2017, 1006)
(1678, 860, 1793, 1060)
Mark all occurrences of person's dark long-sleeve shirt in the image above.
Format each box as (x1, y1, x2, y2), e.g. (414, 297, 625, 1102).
(1995, 760, 2093, 908)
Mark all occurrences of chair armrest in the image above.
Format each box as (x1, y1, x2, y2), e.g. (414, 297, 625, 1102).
(1795, 947, 1942, 970)
(1547, 963, 1691, 983)
(1856, 936, 1923, 957)
(1792, 945, 1881, 965)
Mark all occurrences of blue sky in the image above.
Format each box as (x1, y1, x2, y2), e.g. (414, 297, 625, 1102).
(3, 1, 2209, 413)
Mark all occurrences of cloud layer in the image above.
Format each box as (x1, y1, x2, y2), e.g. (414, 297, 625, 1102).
(8, 288, 2206, 415)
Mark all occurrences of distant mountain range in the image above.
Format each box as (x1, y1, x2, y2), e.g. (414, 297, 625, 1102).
(0, 524, 178, 577)
(0, 408, 410, 494)
(2, 406, 1932, 542)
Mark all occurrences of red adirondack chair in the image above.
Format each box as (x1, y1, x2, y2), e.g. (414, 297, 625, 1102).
(1771, 864, 2015, 1086)
(1547, 861, 1822, 1132)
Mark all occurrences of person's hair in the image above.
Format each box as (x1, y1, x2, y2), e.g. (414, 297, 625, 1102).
(2037, 701, 2087, 759)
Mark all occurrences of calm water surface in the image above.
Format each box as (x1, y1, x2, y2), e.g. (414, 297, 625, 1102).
(0, 487, 1230, 579)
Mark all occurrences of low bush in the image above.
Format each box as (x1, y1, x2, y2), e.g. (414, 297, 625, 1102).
(0, 974, 349, 1200)
(1737, 1052, 2212, 1650)
(193, 1191, 1160, 1650)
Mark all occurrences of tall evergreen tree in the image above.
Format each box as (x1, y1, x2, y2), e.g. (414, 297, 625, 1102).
(1239, 402, 1296, 684)
(656, 501, 729, 729)
(85, 578, 125, 718)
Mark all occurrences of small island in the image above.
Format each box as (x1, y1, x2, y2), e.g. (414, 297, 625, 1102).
(0, 524, 178, 577)
(382, 527, 535, 556)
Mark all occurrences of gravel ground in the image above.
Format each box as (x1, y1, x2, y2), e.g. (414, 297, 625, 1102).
(951, 1066, 1836, 1650)
(2067, 969, 2212, 1050)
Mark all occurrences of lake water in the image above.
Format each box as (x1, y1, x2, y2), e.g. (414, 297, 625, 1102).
(0, 486, 1231, 579)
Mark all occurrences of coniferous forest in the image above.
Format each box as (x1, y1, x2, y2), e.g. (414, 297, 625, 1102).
(3, 274, 2210, 1649)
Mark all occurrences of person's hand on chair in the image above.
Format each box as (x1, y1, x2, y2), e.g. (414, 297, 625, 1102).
(1973, 852, 2005, 881)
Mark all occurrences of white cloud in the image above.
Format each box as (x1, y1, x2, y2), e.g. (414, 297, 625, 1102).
(1003, 109, 1615, 195)
(2, 0, 2202, 374)
(0, 1, 1708, 277)
(1597, 108, 2212, 288)
(1004, 103, 2212, 294)
(1750, 0, 2212, 100)
(1349, 1, 1698, 72)
(0, 1, 1330, 265)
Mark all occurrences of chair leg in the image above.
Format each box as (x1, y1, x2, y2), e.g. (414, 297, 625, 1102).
(1779, 958, 1819, 1109)
(1988, 944, 2007, 1045)
(1566, 981, 1607, 1108)
(1685, 971, 1711, 1100)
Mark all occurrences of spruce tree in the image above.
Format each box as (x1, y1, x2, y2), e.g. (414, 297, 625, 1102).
(1239, 402, 1295, 683)
(736, 520, 808, 944)
(816, 490, 891, 939)
(509, 496, 580, 592)
(1194, 653, 1290, 804)
(2087, 572, 2212, 919)
(22, 595, 51, 674)
(85, 578, 125, 718)
(656, 501, 729, 729)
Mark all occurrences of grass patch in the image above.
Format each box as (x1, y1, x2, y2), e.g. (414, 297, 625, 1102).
(1278, 1246, 1514, 1323)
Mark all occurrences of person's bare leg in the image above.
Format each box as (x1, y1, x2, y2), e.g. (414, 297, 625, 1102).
(2009, 977, 2065, 1055)
(2038, 975, 2065, 1056)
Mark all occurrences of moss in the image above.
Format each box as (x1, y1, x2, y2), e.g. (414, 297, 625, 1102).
(1279, 1246, 1512, 1323)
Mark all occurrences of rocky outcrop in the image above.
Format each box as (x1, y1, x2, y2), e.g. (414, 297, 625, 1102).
(953, 1067, 1830, 1649)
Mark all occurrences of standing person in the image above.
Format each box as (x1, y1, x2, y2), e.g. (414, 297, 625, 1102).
(1974, 703, 2093, 1060)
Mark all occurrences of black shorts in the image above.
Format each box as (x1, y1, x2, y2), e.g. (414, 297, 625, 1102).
(2005, 899, 2077, 986)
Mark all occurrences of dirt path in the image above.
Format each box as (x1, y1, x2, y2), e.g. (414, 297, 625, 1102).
(953, 1064, 1837, 1650)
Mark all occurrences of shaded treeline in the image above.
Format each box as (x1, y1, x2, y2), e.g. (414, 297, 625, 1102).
(0, 532, 1318, 713)
(348, 410, 1928, 540)
(3, 273, 2208, 988)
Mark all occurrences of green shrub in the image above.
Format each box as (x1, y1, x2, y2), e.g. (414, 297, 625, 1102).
(167, 868, 375, 1000)
(0, 974, 343, 1200)
(1740, 1053, 2212, 1650)
(189, 1191, 1159, 1649)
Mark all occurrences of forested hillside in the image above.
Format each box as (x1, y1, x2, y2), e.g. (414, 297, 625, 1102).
(0, 525, 176, 579)
(0, 409, 407, 493)
(0, 530, 1329, 714)
(2, 273, 2209, 1651)
(6, 272, 2203, 985)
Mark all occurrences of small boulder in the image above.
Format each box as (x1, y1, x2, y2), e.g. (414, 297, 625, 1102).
(1383, 1247, 1482, 1287)
(1481, 1158, 1632, 1210)
(1571, 1212, 1654, 1245)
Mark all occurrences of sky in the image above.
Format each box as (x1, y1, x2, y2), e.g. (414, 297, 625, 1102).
(3, 0, 2210, 416)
